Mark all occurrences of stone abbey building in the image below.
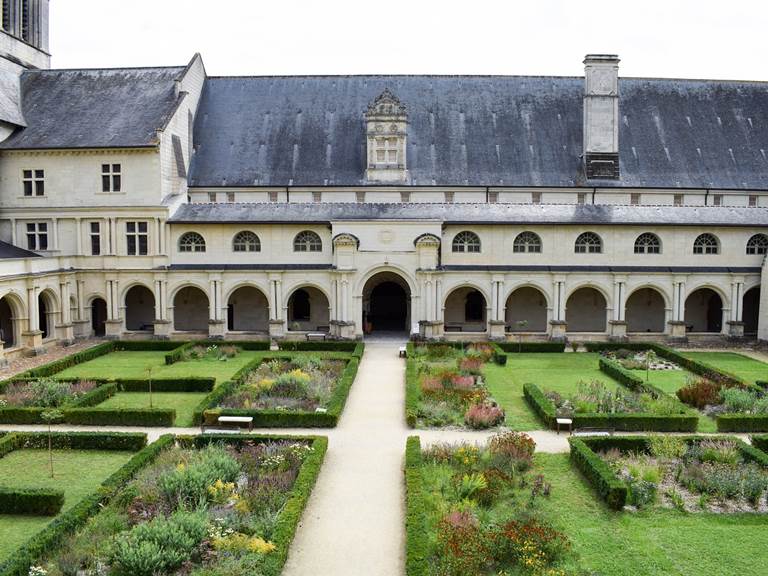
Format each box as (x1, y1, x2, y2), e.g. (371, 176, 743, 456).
(1, 1, 768, 360)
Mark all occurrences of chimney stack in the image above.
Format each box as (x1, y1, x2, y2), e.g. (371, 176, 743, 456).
(583, 54, 620, 179)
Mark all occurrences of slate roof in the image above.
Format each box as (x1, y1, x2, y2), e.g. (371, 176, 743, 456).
(169, 202, 768, 227)
(188, 75, 768, 190)
(0, 66, 187, 149)
(0, 240, 39, 259)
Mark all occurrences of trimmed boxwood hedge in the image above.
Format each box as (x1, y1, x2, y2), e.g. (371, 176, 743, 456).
(522, 382, 698, 432)
(196, 352, 362, 428)
(405, 436, 428, 576)
(497, 341, 566, 353)
(717, 415, 768, 433)
(62, 408, 176, 427)
(0, 431, 147, 453)
(0, 432, 167, 576)
(0, 487, 64, 516)
(569, 437, 628, 510)
(117, 377, 215, 392)
(278, 341, 360, 353)
(598, 357, 667, 398)
(751, 434, 768, 453)
(405, 343, 419, 428)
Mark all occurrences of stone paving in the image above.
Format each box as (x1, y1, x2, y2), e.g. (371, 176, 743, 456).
(0, 338, 102, 380)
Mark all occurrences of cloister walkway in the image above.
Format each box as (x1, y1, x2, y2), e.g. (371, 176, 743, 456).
(0, 340, 756, 575)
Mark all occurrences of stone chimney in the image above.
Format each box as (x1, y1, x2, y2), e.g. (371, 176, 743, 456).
(583, 54, 620, 179)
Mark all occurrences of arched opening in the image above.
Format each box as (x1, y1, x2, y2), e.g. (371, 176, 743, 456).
(743, 286, 761, 337)
(227, 286, 269, 332)
(38, 291, 58, 340)
(626, 288, 666, 333)
(684, 288, 723, 333)
(362, 272, 411, 334)
(287, 287, 330, 332)
(444, 287, 487, 333)
(566, 287, 607, 332)
(90, 298, 107, 337)
(125, 286, 155, 331)
(0, 296, 21, 348)
(173, 286, 209, 332)
(505, 286, 548, 332)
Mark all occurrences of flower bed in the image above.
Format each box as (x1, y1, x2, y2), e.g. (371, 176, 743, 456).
(407, 343, 505, 429)
(24, 435, 326, 576)
(406, 432, 573, 576)
(570, 435, 768, 513)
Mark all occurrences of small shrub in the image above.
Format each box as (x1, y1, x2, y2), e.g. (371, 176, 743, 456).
(676, 378, 722, 409)
(464, 402, 505, 429)
(490, 517, 571, 568)
(488, 431, 535, 470)
(435, 510, 489, 576)
(648, 436, 687, 460)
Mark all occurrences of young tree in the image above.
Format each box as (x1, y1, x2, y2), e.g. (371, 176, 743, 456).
(515, 320, 529, 353)
(645, 349, 658, 382)
(40, 409, 63, 478)
(146, 366, 154, 408)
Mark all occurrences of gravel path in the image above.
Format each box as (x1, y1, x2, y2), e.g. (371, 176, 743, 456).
(0, 339, 103, 380)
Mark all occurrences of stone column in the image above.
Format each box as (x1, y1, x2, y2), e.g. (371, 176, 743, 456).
(208, 277, 225, 339)
(727, 280, 745, 338)
(609, 277, 628, 341)
(268, 276, 285, 339)
(489, 276, 506, 340)
(22, 285, 44, 353)
(549, 278, 567, 341)
(73, 279, 90, 338)
(58, 280, 74, 345)
(667, 279, 688, 342)
(152, 278, 171, 339)
(104, 278, 122, 339)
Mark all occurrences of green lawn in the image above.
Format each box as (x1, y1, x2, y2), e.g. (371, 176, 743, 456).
(682, 351, 768, 385)
(94, 392, 207, 426)
(483, 353, 707, 431)
(56, 350, 262, 383)
(536, 453, 768, 575)
(0, 449, 134, 562)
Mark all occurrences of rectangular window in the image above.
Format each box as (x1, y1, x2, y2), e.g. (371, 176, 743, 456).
(22, 169, 45, 196)
(487, 191, 498, 204)
(2, 0, 10, 31)
(26, 222, 48, 251)
(226, 192, 235, 203)
(673, 194, 684, 206)
(630, 193, 641, 205)
(749, 195, 758, 207)
(531, 191, 542, 204)
(444, 191, 455, 203)
(101, 164, 122, 192)
(400, 191, 411, 203)
(90, 222, 101, 255)
(268, 191, 278, 202)
(312, 191, 322, 203)
(207, 192, 217, 203)
(712, 194, 723, 206)
(356, 191, 365, 203)
(577, 193, 586, 205)
(126, 221, 148, 255)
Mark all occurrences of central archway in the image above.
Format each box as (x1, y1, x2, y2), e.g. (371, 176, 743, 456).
(362, 272, 411, 334)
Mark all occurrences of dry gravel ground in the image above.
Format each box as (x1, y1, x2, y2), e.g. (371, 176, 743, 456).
(0, 338, 103, 380)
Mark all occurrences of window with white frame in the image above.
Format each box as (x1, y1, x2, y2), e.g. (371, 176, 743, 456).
(126, 221, 148, 255)
(90, 222, 101, 255)
(22, 169, 44, 196)
(712, 194, 723, 206)
(178, 232, 206, 253)
(746, 234, 768, 255)
(26, 222, 48, 251)
(633, 232, 661, 254)
(226, 192, 235, 203)
(233, 231, 260, 252)
(577, 193, 586, 205)
(749, 195, 758, 207)
(101, 164, 121, 192)
(293, 230, 322, 252)
(673, 194, 684, 206)
(692, 233, 719, 255)
(574, 232, 602, 254)
(512, 231, 542, 253)
(374, 138, 399, 164)
(531, 191, 542, 204)
(630, 193, 641, 205)
(452, 231, 481, 253)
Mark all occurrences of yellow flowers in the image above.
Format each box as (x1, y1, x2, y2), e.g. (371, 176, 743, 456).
(207, 479, 237, 504)
(212, 532, 276, 555)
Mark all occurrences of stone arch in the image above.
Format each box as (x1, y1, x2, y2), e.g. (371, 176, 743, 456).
(505, 285, 548, 332)
(626, 287, 667, 333)
(124, 284, 155, 331)
(89, 296, 107, 337)
(38, 288, 59, 340)
(743, 285, 761, 336)
(173, 285, 210, 331)
(362, 271, 412, 333)
(444, 285, 488, 332)
(566, 286, 608, 332)
(286, 285, 330, 332)
(227, 285, 270, 332)
(684, 287, 724, 333)
(0, 292, 25, 349)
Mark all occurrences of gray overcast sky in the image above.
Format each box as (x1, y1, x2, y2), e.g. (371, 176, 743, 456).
(51, 0, 767, 80)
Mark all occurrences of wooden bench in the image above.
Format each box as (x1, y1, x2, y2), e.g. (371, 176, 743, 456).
(572, 427, 614, 437)
(306, 332, 327, 341)
(202, 415, 254, 433)
(555, 417, 573, 435)
(398, 346, 407, 358)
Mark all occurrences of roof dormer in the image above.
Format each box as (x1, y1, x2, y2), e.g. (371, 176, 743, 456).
(365, 88, 408, 183)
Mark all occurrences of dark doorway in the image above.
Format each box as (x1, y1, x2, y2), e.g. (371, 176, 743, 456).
(684, 288, 723, 333)
(0, 298, 15, 348)
(743, 287, 761, 336)
(91, 298, 107, 336)
(363, 272, 411, 334)
(38, 293, 50, 339)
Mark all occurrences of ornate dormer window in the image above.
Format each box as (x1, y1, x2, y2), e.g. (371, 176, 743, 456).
(365, 88, 408, 183)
